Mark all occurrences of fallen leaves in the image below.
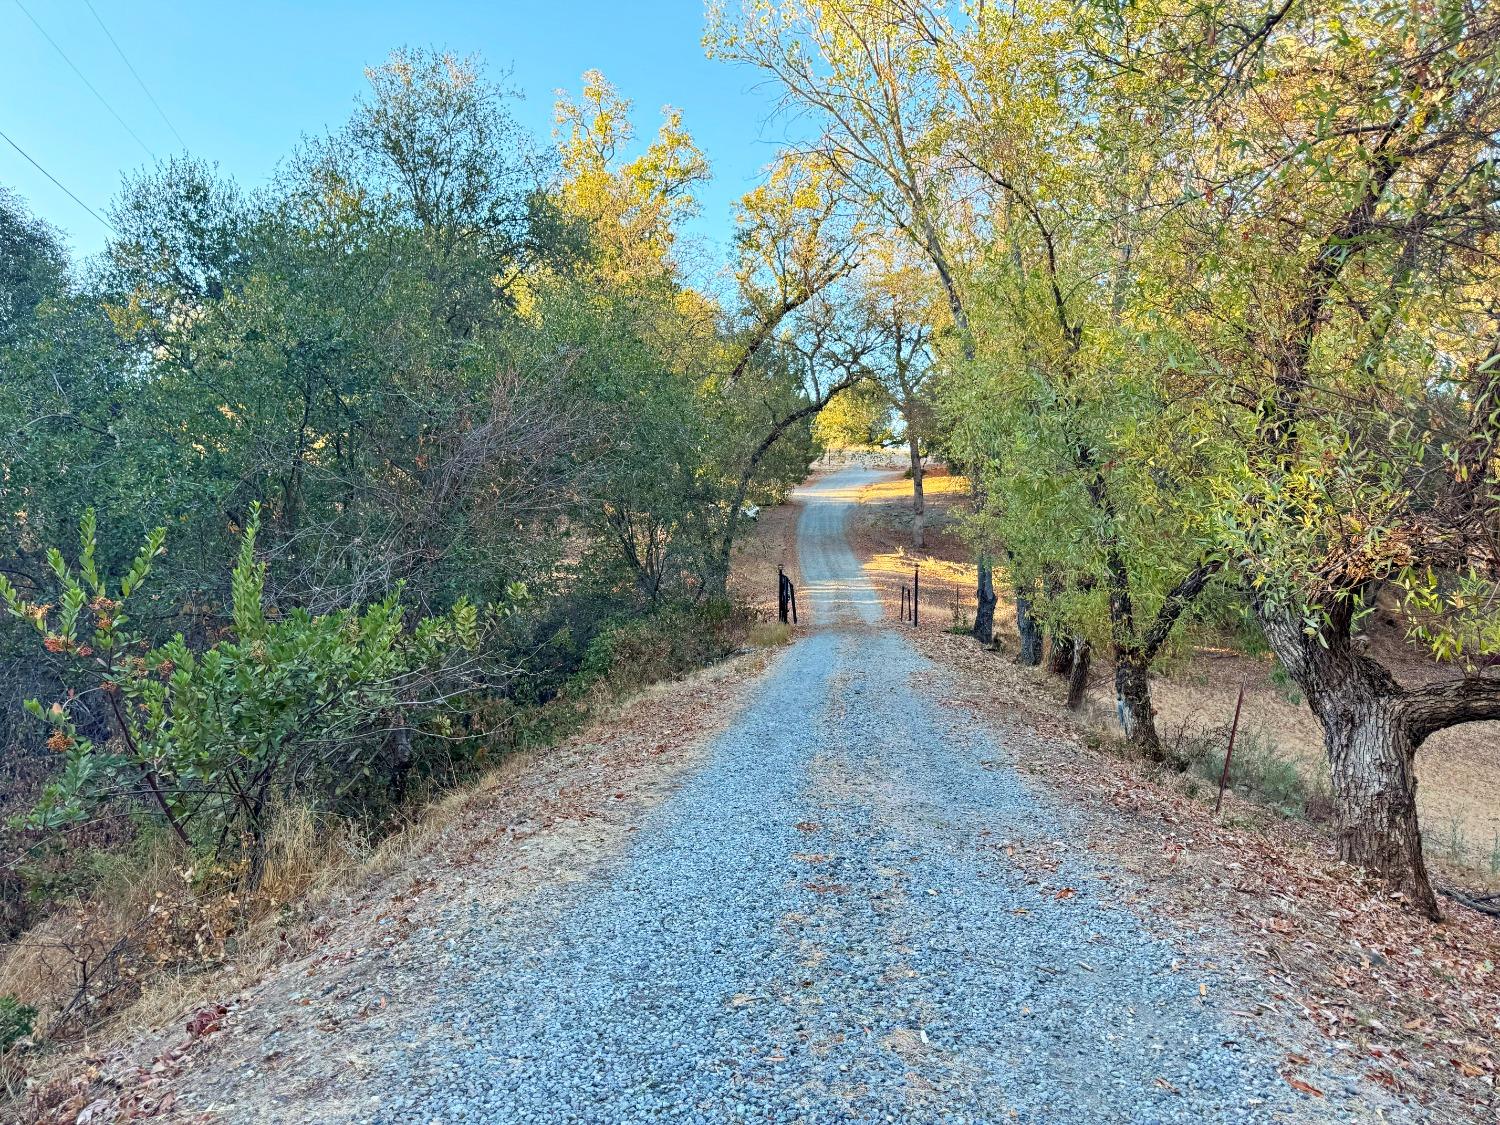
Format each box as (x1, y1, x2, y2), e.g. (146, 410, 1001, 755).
(1284, 1075, 1325, 1098)
(803, 881, 850, 895)
(184, 1004, 228, 1039)
(904, 603, 1500, 1121)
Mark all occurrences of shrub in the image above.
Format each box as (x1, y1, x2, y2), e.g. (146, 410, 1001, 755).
(0, 505, 519, 882)
(575, 600, 742, 697)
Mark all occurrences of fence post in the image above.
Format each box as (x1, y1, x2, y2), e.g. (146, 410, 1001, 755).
(778, 566, 788, 624)
(912, 565, 920, 627)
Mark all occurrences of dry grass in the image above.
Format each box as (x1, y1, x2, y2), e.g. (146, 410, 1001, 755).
(1141, 650, 1500, 882)
(0, 804, 376, 1056)
(847, 466, 1026, 648)
(745, 621, 794, 648)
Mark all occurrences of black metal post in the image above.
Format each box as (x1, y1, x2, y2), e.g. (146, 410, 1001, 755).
(912, 565, 920, 627)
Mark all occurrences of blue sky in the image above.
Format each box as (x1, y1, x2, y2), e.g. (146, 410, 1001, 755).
(1, 1, 790, 265)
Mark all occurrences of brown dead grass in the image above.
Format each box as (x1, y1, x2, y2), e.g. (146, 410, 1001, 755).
(846, 466, 1022, 648)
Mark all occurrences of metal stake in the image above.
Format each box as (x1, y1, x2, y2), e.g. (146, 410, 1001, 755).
(1214, 685, 1247, 815)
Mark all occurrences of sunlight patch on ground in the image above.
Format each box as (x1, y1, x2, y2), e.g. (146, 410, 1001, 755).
(859, 469, 971, 503)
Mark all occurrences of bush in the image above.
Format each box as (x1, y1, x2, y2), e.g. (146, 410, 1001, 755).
(0, 506, 518, 882)
(575, 600, 742, 697)
(1183, 723, 1323, 818)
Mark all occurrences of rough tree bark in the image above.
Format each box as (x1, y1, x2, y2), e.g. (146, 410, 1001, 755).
(1113, 649, 1159, 757)
(1015, 591, 1043, 666)
(1012, 557, 1043, 666)
(1106, 560, 1222, 759)
(971, 556, 997, 645)
(1258, 605, 1447, 919)
(1048, 633, 1075, 676)
(1065, 638, 1091, 710)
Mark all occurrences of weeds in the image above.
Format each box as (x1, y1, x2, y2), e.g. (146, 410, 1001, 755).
(746, 621, 793, 648)
(0, 996, 34, 1052)
(1434, 816, 1470, 864)
(1182, 724, 1323, 818)
(1268, 662, 1304, 706)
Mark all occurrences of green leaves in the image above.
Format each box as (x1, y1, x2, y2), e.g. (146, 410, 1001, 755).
(3, 507, 515, 864)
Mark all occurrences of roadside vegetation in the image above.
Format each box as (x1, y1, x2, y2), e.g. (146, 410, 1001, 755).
(2, 0, 1498, 1102)
(0, 50, 875, 1078)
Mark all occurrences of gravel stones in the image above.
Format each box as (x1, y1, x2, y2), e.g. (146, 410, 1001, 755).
(367, 471, 1325, 1124)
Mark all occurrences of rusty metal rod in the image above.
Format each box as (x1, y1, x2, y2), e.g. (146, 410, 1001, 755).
(1214, 684, 1247, 815)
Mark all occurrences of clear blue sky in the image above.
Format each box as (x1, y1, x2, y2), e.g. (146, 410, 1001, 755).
(1, 1, 790, 265)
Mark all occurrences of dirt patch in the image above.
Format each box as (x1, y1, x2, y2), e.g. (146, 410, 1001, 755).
(17, 650, 778, 1124)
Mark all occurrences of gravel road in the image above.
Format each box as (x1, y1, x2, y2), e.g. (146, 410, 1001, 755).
(370, 468, 1333, 1123)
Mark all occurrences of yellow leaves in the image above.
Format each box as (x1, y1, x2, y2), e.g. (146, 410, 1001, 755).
(554, 70, 710, 284)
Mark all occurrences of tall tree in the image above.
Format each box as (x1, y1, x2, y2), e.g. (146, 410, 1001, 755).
(1091, 0, 1500, 913)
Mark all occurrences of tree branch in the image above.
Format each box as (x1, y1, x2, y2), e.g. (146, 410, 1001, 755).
(1406, 674, 1500, 746)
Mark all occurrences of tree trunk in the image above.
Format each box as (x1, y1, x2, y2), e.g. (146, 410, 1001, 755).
(908, 436, 925, 549)
(1015, 586, 1043, 667)
(389, 722, 414, 804)
(1114, 649, 1161, 758)
(1065, 639, 1091, 710)
(1320, 692, 1439, 918)
(1259, 607, 1440, 919)
(972, 556, 996, 645)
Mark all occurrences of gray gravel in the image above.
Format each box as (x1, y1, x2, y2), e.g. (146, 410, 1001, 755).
(370, 469, 1328, 1123)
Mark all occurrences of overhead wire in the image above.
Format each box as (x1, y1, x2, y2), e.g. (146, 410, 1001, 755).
(0, 125, 118, 234)
(79, 0, 187, 150)
(11, 0, 156, 160)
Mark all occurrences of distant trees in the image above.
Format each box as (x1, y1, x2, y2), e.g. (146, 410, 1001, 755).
(716, 0, 1500, 915)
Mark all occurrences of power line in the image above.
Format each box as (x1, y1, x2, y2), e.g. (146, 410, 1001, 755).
(80, 0, 186, 150)
(12, 0, 156, 160)
(0, 125, 118, 235)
